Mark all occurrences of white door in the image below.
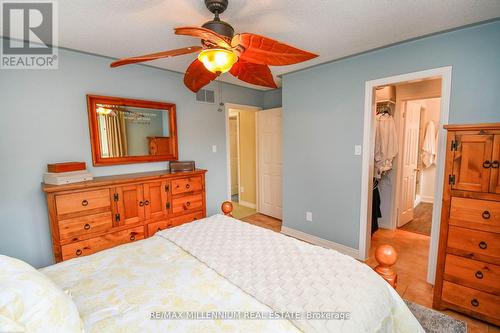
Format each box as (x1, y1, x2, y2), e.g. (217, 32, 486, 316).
(398, 101, 421, 227)
(257, 108, 282, 219)
(229, 117, 239, 196)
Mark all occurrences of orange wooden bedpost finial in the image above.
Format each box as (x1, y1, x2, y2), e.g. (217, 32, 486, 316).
(221, 201, 233, 217)
(374, 244, 398, 288)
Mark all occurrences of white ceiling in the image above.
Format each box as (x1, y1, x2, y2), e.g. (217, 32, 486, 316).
(55, 0, 500, 90)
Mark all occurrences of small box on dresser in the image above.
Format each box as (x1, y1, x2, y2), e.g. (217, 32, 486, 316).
(433, 123, 500, 326)
(42, 169, 207, 262)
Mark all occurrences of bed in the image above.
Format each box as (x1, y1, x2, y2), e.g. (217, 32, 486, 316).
(2, 203, 424, 332)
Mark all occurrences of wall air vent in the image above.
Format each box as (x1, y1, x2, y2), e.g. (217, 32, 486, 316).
(195, 89, 215, 104)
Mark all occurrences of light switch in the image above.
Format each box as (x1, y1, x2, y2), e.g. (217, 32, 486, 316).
(212, 145, 217, 153)
(306, 211, 313, 222)
(354, 145, 362, 156)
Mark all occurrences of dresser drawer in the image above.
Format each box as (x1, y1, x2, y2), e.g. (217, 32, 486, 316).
(171, 176, 202, 195)
(147, 220, 172, 236)
(447, 226, 500, 265)
(172, 193, 203, 214)
(442, 281, 500, 322)
(147, 211, 204, 236)
(56, 189, 111, 216)
(61, 226, 144, 260)
(450, 197, 500, 233)
(58, 212, 113, 240)
(170, 211, 204, 227)
(444, 254, 500, 295)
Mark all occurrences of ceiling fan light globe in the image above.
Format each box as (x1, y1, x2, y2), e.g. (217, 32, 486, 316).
(198, 49, 237, 74)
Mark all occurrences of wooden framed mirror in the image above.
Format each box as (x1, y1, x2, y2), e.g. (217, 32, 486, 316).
(87, 95, 178, 166)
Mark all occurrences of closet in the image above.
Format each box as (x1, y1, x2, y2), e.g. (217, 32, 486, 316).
(372, 86, 397, 233)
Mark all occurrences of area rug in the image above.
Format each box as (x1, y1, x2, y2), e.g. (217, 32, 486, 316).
(405, 300, 467, 333)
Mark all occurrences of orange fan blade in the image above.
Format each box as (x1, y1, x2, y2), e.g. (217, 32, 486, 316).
(231, 33, 318, 66)
(110, 46, 202, 68)
(184, 59, 218, 93)
(175, 26, 231, 49)
(229, 60, 277, 89)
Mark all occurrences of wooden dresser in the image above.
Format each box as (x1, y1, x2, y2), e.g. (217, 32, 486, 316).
(433, 123, 500, 325)
(42, 170, 207, 262)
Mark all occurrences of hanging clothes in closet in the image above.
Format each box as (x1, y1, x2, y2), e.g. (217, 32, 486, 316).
(371, 179, 381, 235)
(374, 111, 398, 178)
(422, 120, 437, 168)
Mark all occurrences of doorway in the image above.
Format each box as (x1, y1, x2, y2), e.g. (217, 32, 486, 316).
(227, 106, 258, 219)
(359, 67, 452, 284)
(225, 104, 283, 220)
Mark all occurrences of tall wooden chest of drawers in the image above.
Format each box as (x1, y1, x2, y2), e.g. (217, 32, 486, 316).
(43, 170, 206, 262)
(433, 124, 500, 325)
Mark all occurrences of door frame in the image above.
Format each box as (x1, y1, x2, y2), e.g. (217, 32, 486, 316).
(256, 107, 283, 218)
(358, 66, 452, 285)
(225, 103, 261, 203)
(228, 112, 241, 200)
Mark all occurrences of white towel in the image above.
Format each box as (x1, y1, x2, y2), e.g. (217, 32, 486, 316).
(422, 121, 437, 167)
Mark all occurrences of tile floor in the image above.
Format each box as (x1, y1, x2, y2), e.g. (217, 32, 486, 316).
(399, 202, 433, 236)
(240, 214, 499, 332)
(230, 201, 256, 219)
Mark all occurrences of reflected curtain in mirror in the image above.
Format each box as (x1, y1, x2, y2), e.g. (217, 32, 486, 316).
(100, 110, 129, 158)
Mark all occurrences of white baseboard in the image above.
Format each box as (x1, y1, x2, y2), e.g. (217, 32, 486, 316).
(420, 195, 434, 203)
(281, 226, 360, 259)
(239, 200, 256, 209)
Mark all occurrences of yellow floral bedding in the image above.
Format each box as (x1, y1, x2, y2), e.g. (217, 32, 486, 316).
(40, 236, 301, 333)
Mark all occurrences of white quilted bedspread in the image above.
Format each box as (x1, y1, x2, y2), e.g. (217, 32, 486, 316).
(158, 214, 424, 333)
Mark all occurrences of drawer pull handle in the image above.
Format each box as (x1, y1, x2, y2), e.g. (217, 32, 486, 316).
(482, 211, 490, 219)
(185, 201, 191, 207)
(186, 184, 191, 189)
(492, 160, 499, 168)
(144, 200, 150, 206)
(84, 223, 91, 230)
(81, 200, 88, 206)
(478, 241, 487, 250)
(475, 271, 484, 279)
(471, 298, 479, 307)
(76, 249, 82, 256)
(483, 160, 491, 168)
(139, 201, 144, 207)
(130, 234, 136, 241)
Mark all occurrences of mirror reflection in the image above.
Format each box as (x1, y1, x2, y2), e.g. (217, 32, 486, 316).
(96, 104, 171, 158)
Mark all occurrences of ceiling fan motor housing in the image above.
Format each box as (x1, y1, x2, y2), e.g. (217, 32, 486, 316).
(203, 0, 234, 39)
(202, 20, 234, 39)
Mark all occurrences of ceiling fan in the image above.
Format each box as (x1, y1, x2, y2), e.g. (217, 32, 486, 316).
(110, 0, 318, 92)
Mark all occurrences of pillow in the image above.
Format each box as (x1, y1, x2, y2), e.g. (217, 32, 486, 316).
(0, 255, 84, 332)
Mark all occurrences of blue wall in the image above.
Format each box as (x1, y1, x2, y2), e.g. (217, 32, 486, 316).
(282, 21, 500, 250)
(263, 88, 282, 108)
(0, 45, 264, 267)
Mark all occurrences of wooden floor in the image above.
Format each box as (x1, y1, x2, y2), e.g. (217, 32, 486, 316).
(240, 215, 499, 332)
(240, 213, 282, 232)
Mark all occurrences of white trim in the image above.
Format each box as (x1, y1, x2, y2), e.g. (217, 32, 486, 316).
(419, 195, 434, 203)
(359, 66, 452, 285)
(225, 103, 261, 201)
(281, 226, 360, 259)
(239, 200, 256, 209)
